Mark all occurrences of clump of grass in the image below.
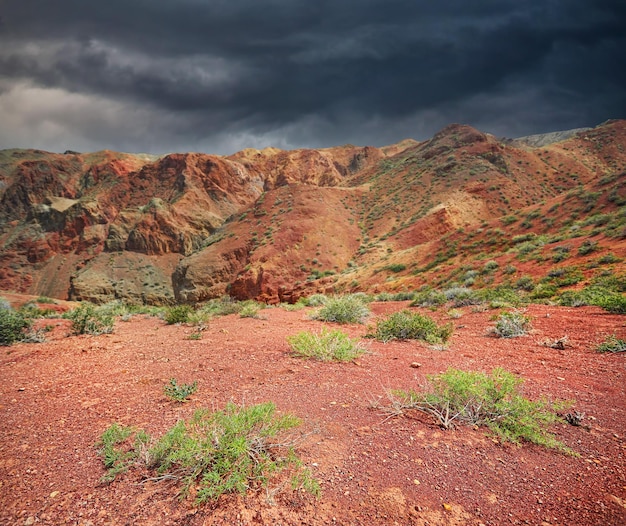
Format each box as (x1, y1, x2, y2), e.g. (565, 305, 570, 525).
(239, 301, 264, 318)
(97, 402, 320, 503)
(65, 303, 114, 335)
(96, 423, 150, 483)
(165, 305, 193, 324)
(368, 310, 453, 344)
(490, 311, 531, 338)
(312, 295, 370, 324)
(164, 378, 198, 402)
(0, 307, 31, 345)
(596, 335, 626, 353)
(287, 329, 366, 361)
(410, 288, 447, 308)
(386, 368, 575, 454)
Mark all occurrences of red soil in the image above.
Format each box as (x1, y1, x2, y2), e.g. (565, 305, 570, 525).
(1, 302, 625, 525)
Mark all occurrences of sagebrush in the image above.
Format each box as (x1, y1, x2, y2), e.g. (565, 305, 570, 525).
(386, 368, 575, 454)
(97, 402, 320, 503)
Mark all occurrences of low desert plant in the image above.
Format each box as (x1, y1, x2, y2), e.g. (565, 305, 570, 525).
(165, 305, 193, 324)
(164, 378, 198, 402)
(0, 307, 31, 345)
(312, 295, 370, 324)
(490, 311, 531, 338)
(65, 304, 114, 335)
(287, 329, 366, 361)
(239, 301, 264, 318)
(410, 288, 447, 308)
(97, 402, 320, 502)
(386, 368, 575, 453)
(368, 310, 453, 344)
(596, 335, 626, 353)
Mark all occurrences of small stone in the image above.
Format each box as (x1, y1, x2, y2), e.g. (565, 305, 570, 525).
(442, 503, 452, 511)
(410, 362, 422, 368)
(413, 479, 420, 485)
(24, 518, 35, 526)
(50, 490, 60, 498)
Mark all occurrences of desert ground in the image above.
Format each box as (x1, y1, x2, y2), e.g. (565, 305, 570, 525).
(1, 301, 625, 525)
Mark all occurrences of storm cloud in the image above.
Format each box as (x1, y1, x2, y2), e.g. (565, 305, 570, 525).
(0, 0, 624, 154)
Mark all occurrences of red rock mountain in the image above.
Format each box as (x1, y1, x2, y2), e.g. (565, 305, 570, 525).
(1, 121, 625, 304)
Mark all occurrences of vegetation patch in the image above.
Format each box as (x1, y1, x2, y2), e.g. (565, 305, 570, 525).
(368, 310, 453, 344)
(0, 306, 31, 345)
(164, 378, 198, 402)
(97, 402, 319, 503)
(287, 329, 366, 361)
(165, 305, 193, 325)
(490, 311, 531, 338)
(65, 304, 114, 335)
(312, 295, 370, 324)
(385, 368, 575, 454)
(596, 335, 626, 353)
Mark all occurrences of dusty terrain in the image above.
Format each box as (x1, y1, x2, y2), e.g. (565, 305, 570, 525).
(1, 302, 625, 525)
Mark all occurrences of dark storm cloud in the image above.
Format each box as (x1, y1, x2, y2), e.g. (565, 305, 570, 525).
(0, 0, 624, 153)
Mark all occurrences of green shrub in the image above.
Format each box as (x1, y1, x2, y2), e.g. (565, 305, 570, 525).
(164, 378, 198, 402)
(385, 263, 407, 273)
(307, 294, 330, 306)
(287, 329, 366, 361)
(97, 402, 320, 502)
(368, 310, 453, 344)
(66, 304, 114, 335)
(35, 296, 57, 304)
(165, 305, 193, 324)
(596, 294, 626, 314)
(529, 283, 558, 300)
(389, 368, 574, 453)
(96, 423, 150, 483)
(578, 240, 598, 255)
(312, 295, 370, 324)
(491, 311, 531, 338)
(596, 335, 626, 353)
(0, 307, 30, 345)
(445, 287, 482, 307)
(197, 297, 242, 317)
(515, 275, 535, 292)
(410, 288, 447, 308)
(239, 301, 263, 318)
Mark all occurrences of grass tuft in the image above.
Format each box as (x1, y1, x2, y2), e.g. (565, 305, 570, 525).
(287, 329, 366, 361)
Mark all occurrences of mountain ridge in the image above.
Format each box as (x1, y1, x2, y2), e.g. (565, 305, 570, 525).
(1, 120, 625, 304)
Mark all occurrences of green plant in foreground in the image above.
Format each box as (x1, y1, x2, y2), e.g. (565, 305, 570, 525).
(596, 335, 626, 353)
(369, 310, 453, 344)
(65, 303, 114, 335)
(491, 311, 531, 338)
(389, 368, 575, 454)
(97, 423, 150, 483)
(164, 378, 198, 402)
(0, 307, 31, 345)
(97, 402, 320, 503)
(312, 295, 370, 324)
(287, 329, 366, 361)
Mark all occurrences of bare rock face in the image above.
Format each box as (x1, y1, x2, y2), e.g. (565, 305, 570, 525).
(173, 184, 362, 304)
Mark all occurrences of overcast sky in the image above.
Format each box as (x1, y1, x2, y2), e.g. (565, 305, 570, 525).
(0, 1, 624, 155)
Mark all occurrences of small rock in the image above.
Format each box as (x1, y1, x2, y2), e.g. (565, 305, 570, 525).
(410, 362, 422, 368)
(442, 503, 452, 511)
(24, 518, 35, 526)
(50, 490, 60, 498)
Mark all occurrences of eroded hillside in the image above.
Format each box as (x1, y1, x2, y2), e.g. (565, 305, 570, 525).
(1, 120, 625, 304)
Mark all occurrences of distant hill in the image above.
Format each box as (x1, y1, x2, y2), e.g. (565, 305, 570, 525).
(1, 120, 625, 304)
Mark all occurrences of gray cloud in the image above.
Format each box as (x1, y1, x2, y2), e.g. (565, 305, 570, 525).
(0, 0, 624, 154)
